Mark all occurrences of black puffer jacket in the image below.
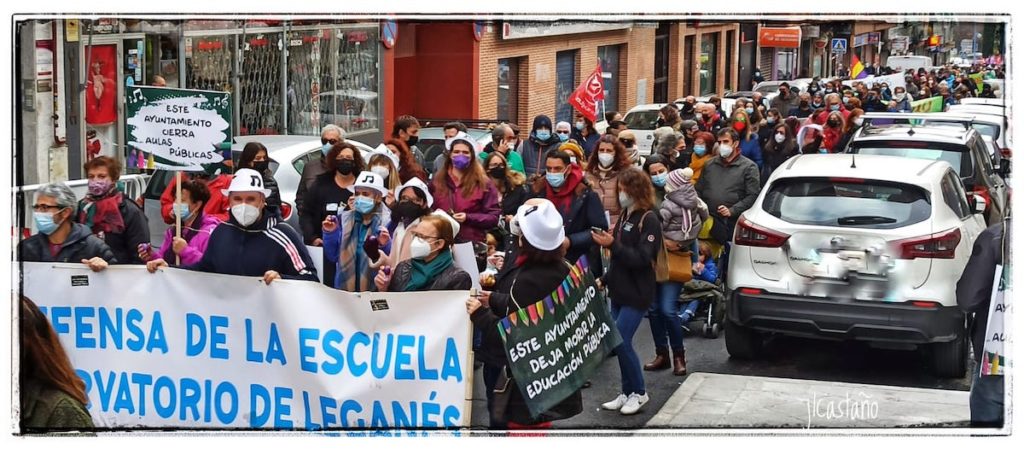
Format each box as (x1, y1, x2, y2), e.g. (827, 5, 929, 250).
(386, 258, 472, 292)
(18, 223, 117, 264)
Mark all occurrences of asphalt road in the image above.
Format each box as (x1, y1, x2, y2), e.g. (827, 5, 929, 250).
(469, 317, 973, 429)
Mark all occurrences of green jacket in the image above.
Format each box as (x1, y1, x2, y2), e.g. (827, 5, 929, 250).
(20, 381, 93, 432)
(479, 144, 526, 176)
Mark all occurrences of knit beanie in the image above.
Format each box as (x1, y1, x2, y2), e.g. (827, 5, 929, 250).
(666, 168, 692, 191)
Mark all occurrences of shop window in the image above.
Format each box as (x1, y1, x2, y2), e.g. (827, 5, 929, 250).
(497, 57, 520, 123)
(555, 50, 578, 124)
(597, 44, 621, 120)
(700, 32, 719, 96)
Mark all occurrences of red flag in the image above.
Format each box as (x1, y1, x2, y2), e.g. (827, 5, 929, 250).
(568, 62, 605, 122)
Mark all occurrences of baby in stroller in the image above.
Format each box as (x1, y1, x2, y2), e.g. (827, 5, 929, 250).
(679, 240, 726, 337)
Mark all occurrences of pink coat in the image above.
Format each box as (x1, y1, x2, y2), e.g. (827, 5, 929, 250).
(155, 213, 221, 266)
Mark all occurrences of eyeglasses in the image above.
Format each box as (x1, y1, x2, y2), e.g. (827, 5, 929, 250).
(620, 139, 635, 145)
(556, 131, 570, 135)
(32, 204, 65, 212)
(321, 138, 340, 145)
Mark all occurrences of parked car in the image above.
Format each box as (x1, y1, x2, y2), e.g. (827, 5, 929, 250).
(141, 136, 375, 248)
(847, 113, 1009, 226)
(622, 103, 669, 156)
(416, 127, 492, 174)
(725, 153, 986, 378)
(753, 79, 811, 104)
(941, 108, 1010, 157)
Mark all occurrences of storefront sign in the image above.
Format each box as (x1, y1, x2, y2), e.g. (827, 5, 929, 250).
(802, 25, 820, 38)
(759, 27, 801, 48)
(853, 32, 881, 48)
(502, 21, 631, 40)
(65, 19, 80, 42)
(125, 86, 232, 170)
(890, 37, 909, 52)
(380, 20, 397, 49)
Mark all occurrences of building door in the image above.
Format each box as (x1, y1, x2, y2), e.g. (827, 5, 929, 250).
(555, 50, 577, 124)
(653, 22, 670, 103)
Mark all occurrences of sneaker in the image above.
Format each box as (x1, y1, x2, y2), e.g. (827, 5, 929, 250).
(601, 393, 628, 411)
(619, 392, 650, 415)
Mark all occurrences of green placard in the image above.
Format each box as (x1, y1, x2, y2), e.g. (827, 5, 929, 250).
(125, 86, 232, 171)
(498, 257, 623, 418)
(910, 96, 944, 113)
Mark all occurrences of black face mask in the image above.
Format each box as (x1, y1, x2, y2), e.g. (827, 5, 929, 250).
(252, 161, 270, 173)
(336, 159, 356, 176)
(702, 113, 712, 120)
(799, 101, 809, 108)
(406, 135, 419, 147)
(392, 200, 425, 225)
(488, 167, 507, 179)
(828, 120, 840, 127)
(681, 103, 694, 114)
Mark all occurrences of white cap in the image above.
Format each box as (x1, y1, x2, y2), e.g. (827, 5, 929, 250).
(516, 200, 565, 251)
(371, 143, 401, 171)
(431, 209, 461, 237)
(444, 131, 480, 154)
(349, 171, 389, 196)
(222, 168, 271, 197)
(396, 177, 433, 208)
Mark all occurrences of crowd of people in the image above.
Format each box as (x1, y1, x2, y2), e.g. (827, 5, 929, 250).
(17, 60, 1005, 431)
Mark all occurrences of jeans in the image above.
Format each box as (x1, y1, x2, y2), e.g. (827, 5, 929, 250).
(969, 361, 1005, 427)
(611, 302, 646, 396)
(648, 281, 685, 351)
(679, 299, 700, 324)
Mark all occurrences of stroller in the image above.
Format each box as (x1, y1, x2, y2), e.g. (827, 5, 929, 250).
(677, 239, 729, 339)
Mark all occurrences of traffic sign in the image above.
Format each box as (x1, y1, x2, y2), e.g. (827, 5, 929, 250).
(831, 38, 847, 54)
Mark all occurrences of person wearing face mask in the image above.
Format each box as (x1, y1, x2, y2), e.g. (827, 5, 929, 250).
(770, 82, 800, 114)
(788, 92, 814, 119)
(479, 124, 526, 175)
(680, 120, 699, 150)
(750, 92, 766, 111)
(373, 178, 435, 271)
(761, 123, 799, 183)
(695, 129, 761, 246)
(687, 131, 716, 185)
(390, 115, 426, 168)
(862, 89, 887, 113)
(484, 151, 529, 235)
(238, 142, 282, 219)
(375, 214, 471, 293)
(76, 156, 150, 264)
(301, 142, 365, 285)
(146, 169, 318, 285)
(891, 87, 912, 112)
(643, 154, 670, 206)
(570, 113, 601, 157)
(430, 133, 501, 244)
(159, 169, 231, 225)
(617, 130, 643, 166)
(554, 121, 573, 144)
(811, 91, 826, 111)
(812, 93, 850, 126)
(138, 180, 219, 267)
(729, 109, 763, 170)
(384, 139, 428, 184)
(757, 108, 781, 150)
(678, 96, 698, 121)
(368, 145, 401, 205)
(20, 183, 115, 271)
(521, 114, 563, 177)
(696, 103, 725, 135)
(296, 124, 345, 217)
(821, 111, 847, 153)
(531, 149, 606, 274)
(322, 171, 393, 292)
(879, 83, 892, 102)
(585, 135, 630, 230)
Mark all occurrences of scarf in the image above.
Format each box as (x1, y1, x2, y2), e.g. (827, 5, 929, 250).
(405, 249, 454, 292)
(338, 210, 382, 292)
(78, 189, 125, 235)
(545, 165, 584, 215)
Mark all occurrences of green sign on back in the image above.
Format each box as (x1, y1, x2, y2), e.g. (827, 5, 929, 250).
(125, 86, 232, 171)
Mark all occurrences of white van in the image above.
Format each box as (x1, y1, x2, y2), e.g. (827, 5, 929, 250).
(887, 55, 933, 73)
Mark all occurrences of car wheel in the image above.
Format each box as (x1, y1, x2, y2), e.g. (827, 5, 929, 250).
(725, 319, 762, 359)
(929, 330, 968, 378)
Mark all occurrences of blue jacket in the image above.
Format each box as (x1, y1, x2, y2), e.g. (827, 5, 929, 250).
(185, 212, 318, 282)
(571, 129, 601, 157)
(520, 115, 564, 176)
(696, 256, 719, 283)
(739, 135, 763, 170)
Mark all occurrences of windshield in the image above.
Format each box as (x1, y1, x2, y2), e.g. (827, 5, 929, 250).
(623, 110, 662, 131)
(762, 178, 932, 229)
(755, 84, 781, 94)
(850, 144, 971, 178)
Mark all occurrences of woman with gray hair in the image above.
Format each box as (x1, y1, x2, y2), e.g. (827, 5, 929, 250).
(19, 183, 115, 271)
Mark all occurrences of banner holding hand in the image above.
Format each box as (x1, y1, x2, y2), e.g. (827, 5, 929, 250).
(568, 62, 605, 122)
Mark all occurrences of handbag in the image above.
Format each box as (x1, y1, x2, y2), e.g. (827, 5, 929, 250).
(635, 211, 670, 283)
(665, 249, 693, 283)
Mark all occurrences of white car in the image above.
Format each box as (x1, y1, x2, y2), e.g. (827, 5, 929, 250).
(725, 154, 986, 378)
(621, 103, 669, 156)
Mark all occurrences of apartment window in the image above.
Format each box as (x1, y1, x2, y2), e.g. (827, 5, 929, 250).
(700, 32, 719, 96)
(556, 50, 578, 124)
(497, 57, 520, 122)
(597, 44, 621, 120)
(684, 35, 695, 96)
(725, 30, 735, 92)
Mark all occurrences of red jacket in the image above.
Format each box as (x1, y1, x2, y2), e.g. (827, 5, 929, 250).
(160, 174, 231, 224)
(811, 106, 850, 126)
(822, 126, 843, 153)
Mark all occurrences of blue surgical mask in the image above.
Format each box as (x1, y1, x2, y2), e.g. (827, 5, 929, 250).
(558, 133, 569, 142)
(354, 196, 376, 214)
(174, 203, 192, 221)
(693, 145, 706, 156)
(535, 130, 551, 141)
(745, 107, 754, 115)
(546, 172, 566, 188)
(322, 143, 332, 156)
(819, 148, 829, 154)
(830, 104, 840, 112)
(767, 117, 776, 125)
(575, 121, 585, 131)
(842, 97, 850, 104)
(652, 173, 668, 187)
(33, 211, 60, 235)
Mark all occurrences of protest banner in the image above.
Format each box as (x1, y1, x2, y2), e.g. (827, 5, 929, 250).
(841, 73, 906, 91)
(125, 86, 232, 171)
(969, 72, 986, 95)
(981, 262, 1011, 376)
(21, 262, 473, 430)
(497, 257, 622, 418)
(568, 62, 605, 122)
(911, 96, 944, 113)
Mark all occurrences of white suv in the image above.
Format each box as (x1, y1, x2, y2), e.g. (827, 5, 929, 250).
(725, 154, 987, 378)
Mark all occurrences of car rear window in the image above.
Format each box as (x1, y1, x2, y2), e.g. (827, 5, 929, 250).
(623, 110, 661, 131)
(850, 142, 972, 178)
(762, 178, 932, 229)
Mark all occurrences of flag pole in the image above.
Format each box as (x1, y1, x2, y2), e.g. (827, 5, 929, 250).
(174, 170, 182, 266)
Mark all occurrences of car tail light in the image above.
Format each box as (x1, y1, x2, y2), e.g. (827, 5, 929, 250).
(1000, 147, 1012, 159)
(972, 186, 992, 213)
(734, 218, 790, 248)
(910, 301, 939, 308)
(893, 228, 961, 260)
(828, 177, 865, 183)
(280, 202, 293, 221)
(739, 288, 764, 296)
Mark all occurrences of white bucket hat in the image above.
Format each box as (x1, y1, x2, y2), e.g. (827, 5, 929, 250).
(516, 200, 565, 251)
(444, 131, 481, 154)
(371, 143, 401, 170)
(222, 168, 271, 197)
(431, 209, 461, 237)
(396, 177, 434, 208)
(349, 171, 389, 196)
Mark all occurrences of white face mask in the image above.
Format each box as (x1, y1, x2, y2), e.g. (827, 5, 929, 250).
(231, 204, 261, 227)
(598, 153, 615, 167)
(718, 143, 734, 159)
(410, 236, 433, 259)
(370, 166, 390, 180)
(774, 133, 786, 144)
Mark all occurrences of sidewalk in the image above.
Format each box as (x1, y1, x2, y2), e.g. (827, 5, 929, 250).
(647, 373, 970, 428)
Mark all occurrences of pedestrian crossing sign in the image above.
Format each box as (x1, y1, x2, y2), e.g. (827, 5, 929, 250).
(831, 38, 847, 54)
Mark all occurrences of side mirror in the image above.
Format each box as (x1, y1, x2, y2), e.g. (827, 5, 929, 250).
(997, 160, 1012, 177)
